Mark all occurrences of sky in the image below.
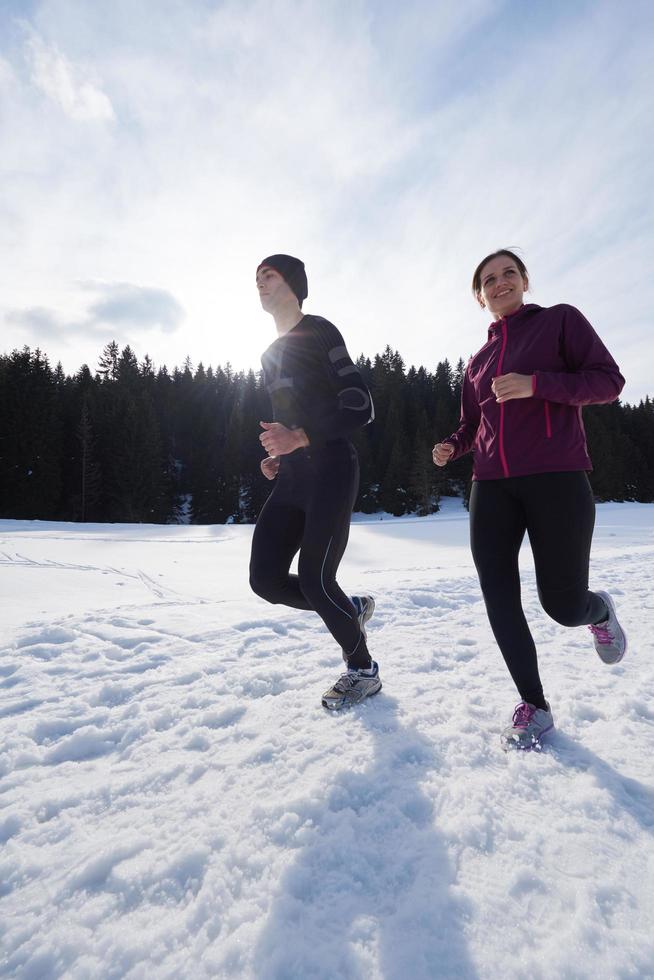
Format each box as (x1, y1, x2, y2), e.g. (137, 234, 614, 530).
(1, 0, 652, 403)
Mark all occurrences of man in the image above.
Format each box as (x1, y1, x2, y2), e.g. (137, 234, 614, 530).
(249, 253, 381, 709)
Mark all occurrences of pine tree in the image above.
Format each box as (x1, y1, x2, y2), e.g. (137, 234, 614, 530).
(623, 399, 654, 501)
(106, 392, 168, 521)
(98, 341, 120, 381)
(216, 394, 244, 523)
(0, 348, 63, 518)
(239, 369, 269, 522)
(380, 437, 409, 516)
(2, 340, 653, 523)
(408, 439, 440, 516)
(77, 401, 103, 521)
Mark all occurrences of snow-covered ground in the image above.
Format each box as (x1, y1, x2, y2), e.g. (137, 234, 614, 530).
(1, 499, 653, 979)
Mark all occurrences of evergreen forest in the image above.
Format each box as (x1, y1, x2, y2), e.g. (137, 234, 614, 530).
(1, 342, 653, 524)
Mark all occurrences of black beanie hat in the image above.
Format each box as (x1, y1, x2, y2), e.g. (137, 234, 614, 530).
(257, 254, 308, 306)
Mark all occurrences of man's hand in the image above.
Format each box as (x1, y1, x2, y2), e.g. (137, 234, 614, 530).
(432, 442, 455, 467)
(259, 421, 309, 456)
(491, 373, 534, 403)
(260, 456, 280, 481)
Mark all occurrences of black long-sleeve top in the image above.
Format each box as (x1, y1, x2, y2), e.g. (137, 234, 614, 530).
(261, 314, 374, 447)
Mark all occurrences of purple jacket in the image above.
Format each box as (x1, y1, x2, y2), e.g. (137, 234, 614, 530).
(445, 303, 625, 480)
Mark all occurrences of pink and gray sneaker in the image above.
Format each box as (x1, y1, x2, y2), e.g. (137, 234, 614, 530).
(500, 701, 554, 752)
(589, 591, 627, 664)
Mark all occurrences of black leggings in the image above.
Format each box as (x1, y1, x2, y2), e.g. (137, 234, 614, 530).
(469, 471, 607, 708)
(249, 440, 370, 669)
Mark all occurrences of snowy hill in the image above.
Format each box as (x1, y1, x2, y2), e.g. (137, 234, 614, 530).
(1, 499, 653, 979)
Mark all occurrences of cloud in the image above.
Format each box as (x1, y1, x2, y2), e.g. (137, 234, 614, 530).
(5, 283, 184, 350)
(5, 306, 69, 341)
(82, 282, 185, 333)
(25, 28, 114, 122)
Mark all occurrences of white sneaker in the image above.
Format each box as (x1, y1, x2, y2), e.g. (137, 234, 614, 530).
(322, 661, 382, 711)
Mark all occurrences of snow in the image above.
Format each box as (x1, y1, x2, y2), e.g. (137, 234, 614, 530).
(1, 499, 653, 979)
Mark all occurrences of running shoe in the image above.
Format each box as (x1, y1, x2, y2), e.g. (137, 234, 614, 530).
(500, 701, 554, 752)
(351, 594, 375, 639)
(322, 661, 382, 711)
(589, 591, 627, 664)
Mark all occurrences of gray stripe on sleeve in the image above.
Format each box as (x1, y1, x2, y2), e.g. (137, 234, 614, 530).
(267, 377, 294, 393)
(328, 345, 349, 363)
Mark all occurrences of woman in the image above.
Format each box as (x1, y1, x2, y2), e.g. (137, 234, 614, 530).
(249, 253, 381, 710)
(433, 248, 626, 750)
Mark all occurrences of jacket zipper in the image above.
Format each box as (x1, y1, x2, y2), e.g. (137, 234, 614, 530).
(497, 319, 510, 478)
(544, 401, 551, 438)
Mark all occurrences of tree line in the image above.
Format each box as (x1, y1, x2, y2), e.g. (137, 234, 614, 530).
(1, 341, 652, 524)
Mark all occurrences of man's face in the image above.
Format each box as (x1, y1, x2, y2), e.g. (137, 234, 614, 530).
(256, 266, 294, 312)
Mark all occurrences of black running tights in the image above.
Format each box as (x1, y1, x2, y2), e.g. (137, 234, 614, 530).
(249, 441, 371, 669)
(469, 471, 608, 708)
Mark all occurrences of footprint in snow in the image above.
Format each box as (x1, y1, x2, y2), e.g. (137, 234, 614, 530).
(232, 619, 289, 635)
(199, 706, 247, 729)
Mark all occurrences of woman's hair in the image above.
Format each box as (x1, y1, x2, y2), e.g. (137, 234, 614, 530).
(471, 248, 529, 299)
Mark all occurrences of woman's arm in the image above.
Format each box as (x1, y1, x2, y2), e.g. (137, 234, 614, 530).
(442, 367, 481, 460)
(532, 306, 625, 406)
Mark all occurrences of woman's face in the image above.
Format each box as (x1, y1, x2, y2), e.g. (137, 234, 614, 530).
(477, 256, 528, 318)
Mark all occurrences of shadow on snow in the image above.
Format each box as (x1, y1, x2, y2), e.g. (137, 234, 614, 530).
(253, 694, 478, 980)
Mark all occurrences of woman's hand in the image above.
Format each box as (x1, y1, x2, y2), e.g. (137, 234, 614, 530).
(260, 456, 280, 481)
(491, 373, 534, 403)
(259, 421, 309, 456)
(432, 442, 455, 467)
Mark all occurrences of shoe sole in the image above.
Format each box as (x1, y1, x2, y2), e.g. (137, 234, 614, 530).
(595, 591, 627, 664)
(322, 679, 382, 711)
(501, 722, 554, 752)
